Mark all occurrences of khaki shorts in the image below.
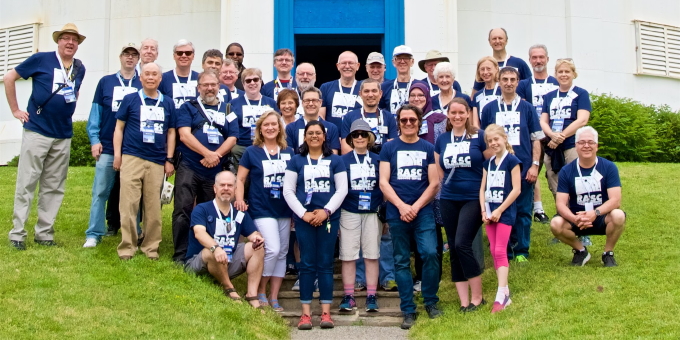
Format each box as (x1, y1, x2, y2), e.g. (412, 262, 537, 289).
(339, 209, 381, 261)
(184, 243, 247, 279)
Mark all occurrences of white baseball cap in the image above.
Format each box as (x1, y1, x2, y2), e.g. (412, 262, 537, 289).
(392, 45, 413, 57)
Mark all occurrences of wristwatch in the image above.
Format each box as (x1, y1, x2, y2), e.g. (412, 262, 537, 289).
(166, 157, 175, 163)
(209, 245, 219, 253)
(595, 209, 601, 217)
(532, 160, 540, 166)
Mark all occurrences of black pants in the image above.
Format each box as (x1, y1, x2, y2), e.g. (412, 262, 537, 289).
(441, 199, 484, 282)
(171, 162, 215, 262)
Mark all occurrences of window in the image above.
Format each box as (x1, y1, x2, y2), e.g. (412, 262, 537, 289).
(0, 23, 39, 78)
(634, 20, 680, 79)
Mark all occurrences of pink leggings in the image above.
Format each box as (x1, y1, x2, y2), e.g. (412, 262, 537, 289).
(485, 222, 512, 270)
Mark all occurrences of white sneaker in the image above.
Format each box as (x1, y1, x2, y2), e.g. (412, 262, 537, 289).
(83, 238, 98, 248)
(413, 280, 422, 292)
(292, 279, 300, 291)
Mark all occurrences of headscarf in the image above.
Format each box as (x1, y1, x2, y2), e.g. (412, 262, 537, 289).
(409, 82, 446, 144)
(408, 82, 432, 114)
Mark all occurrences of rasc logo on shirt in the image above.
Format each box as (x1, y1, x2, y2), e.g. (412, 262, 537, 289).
(396, 150, 426, 180)
(350, 163, 376, 190)
(443, 141, 472, 169)
(262, 160, 287, 188)
(575, 176, 603, 206)
(304, 164, 331, 193)
(487, 170, 506, 203)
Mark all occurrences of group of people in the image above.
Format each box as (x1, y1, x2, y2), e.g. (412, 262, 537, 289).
(4, 23, 628, 331)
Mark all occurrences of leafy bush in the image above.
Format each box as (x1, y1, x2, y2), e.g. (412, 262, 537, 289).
(650, 104, 680, 163)
(70, 120, 95, 167)
(6, 155, 19, 167)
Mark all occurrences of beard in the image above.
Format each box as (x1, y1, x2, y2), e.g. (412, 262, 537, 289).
(297, 81, 312, 92)
(216, 193, 231, 203)
(533, 65, 545, 73)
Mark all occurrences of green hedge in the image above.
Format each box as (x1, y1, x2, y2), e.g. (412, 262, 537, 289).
(70, 120, 96, 167)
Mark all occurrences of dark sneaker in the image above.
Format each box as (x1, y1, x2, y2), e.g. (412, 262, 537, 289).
(425, 304, 443, 319)
(339, 294, 357, 311)
(10, 240, 26, 251)
(401, 313, 417, 330)
(465, 299, 487, 312)
(354, 282, 366, 291)
(602, 251, 618, 267)
(571, 248, 591, 266)
(34, 239, 57, 247)
(297, 314, 312, 330)
(319, 312, 334, 329)
(285, 264, 297, 275)
(534, 211, 549, 224)
(105, 226, 119, 236)
(365, 295, 379, 312)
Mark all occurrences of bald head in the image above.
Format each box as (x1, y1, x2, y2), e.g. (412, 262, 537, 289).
(337, 51, 359, 80)
(337, 51, 358, 64)
(488, 28, 509, 52)
(214, 170, 236, 184)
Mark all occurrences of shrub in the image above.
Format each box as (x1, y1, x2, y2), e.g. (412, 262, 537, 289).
(69, 120, 95, 167)
(6, 155, 19, 167)
(650, 104, 680, 163)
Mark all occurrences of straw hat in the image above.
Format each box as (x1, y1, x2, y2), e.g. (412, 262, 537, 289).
(52, 23, 86, 44)
(418, 50, 449, 72)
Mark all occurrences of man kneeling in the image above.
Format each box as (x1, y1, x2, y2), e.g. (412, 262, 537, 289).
(550, 126, 626, 267)
(185, 171, 266, 307)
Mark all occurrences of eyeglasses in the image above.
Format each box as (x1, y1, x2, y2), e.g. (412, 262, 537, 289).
(399, 117, 418, 125)
(59, 36, 79, 43)
(244, 77, 260, 84)
(297, 72, 315, 77)
(338, 61, 357, 67)
(394, 56, 412, 62)
(175, 51, 194, 57)
(306, 131, 324, 136)
(221, 71, 237, 75)
(122, 52, 139, 58)
(275, 57, 293, 63)
(351, 131, 370, 139)
(302, 99, 320, 104)
(576, 140, 597, 146)
(408, 94, 426, 99)
(199, 82, 219, 88)
(227, 52, 243, 57)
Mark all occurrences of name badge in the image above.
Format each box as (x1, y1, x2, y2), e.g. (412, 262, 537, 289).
(418, 121, 428, 135)
(281, 153, 291, 161)
(552, 119, 564, 133)
(584, 202, 594, 212)
(378, 125, 388, 134)
(270, 181, 281, 199)
(250, 123, 256, 140)
(305, 187, 313, 205)
(207, 125, 220, 144)
(142, 124, 155, 143)
(226, 112, 237, 123)
(63, 86, 76, 103)
(358, 192, 371, 211)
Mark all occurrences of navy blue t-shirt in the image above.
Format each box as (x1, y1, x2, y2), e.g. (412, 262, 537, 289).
(483, 153, 522, 226)
(379, 138, 435, 221)
(15, 52, 86, 139)
(435, 129, 487, 201)
(379, 79, 425, 115)
(176, 100, 239, 176)
(226, 87, 245, 102)
(421, 77, 462, 94)
(286, 153, 347, 220)
(341, 151, 383, 213)
(557, 157, 621, 214)
(431, 92, 473, 113)
(116, 91, 176, 165)
(541, 86, 592, 149)
(229, 95, 279, 146)
(186, 201, 257, 260)
(319, 79, 363, 130)
(481, 98, 542, 178)
(92, 72, 142, 155)
(218, 84, 233, 103)
(472, 56, 531, 91)
(158, 70, 199, 109)
(340, 109, 398, 146)
(516, 76, 559, 117)
(239, 145, 295, 219)
(284, 117, 341, 153)
(472, 86, 502, 121)
(261, 78, 295, 100)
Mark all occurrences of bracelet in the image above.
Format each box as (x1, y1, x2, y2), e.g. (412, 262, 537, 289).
(323, 208, 331, 219)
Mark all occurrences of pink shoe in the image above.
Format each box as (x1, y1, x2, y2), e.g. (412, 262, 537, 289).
(491, 295, 512, 313)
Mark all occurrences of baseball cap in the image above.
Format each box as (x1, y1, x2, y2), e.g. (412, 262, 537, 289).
(366, 52, 385, 65)
(120, 43, 140, 55)
(392, 45, 413, 57)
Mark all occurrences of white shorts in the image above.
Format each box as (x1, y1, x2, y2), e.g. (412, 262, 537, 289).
(339, 209, 381, 261)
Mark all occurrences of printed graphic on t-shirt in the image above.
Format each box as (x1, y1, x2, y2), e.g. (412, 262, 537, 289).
(112, 87, 138, 112)
(172, 81, 197, 109)
(304, 164, 331, 192)
(262, 159, 287, 188)
(575, 176, 603, 206)
(140, 106, 165, 134)
(52, 68, 71, 95)
(443, 141, 471, 169)
(350, 163, 376, 191)
(549, 93, 578, 120)
(487, 170, 506, 203)
(495, 111, 520, 145)
(242, 105, 269, 127)
(331, 92, 360, 118)
(396, 150, 426, 180)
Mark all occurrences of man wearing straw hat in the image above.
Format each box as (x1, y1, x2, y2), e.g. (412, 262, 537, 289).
(4, 23, 87, 250)
(418, 49, 462, 97)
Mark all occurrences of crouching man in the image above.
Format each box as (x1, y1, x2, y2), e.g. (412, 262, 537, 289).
(184, 171, 266, 308)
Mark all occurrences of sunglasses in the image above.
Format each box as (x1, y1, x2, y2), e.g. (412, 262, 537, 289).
(228, 52, 243, 57)
(244, 77, 260, 84)
(175, 51, 193, 56)
(400, 118, 418, 125)
(351, 131, 369, 139)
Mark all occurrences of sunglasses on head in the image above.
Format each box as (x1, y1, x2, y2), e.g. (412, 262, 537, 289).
(244, 77, 260, 84)
(175, 51, 193, 56)
(399, 117, 418, 125)
(351, 131, 369, 139)
(227, 52, 243, 57)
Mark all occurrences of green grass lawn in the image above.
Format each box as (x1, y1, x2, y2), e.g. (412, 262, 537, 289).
(0, 163, 678, 339)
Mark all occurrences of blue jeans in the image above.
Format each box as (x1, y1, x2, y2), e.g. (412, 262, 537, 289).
(356, 228, 396, 286)
(85, 154, 116, 240)
(295, 217, 339, 304)
(508, 179, 534, 258)
(389, 211, 440, 314)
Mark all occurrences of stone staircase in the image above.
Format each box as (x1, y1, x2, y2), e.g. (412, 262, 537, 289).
(275, 262, 405, 327)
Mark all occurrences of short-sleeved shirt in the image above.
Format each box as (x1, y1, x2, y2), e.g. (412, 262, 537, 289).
(516, 76, 559, 117)
(557, 157, 621, 214)
(481, 98, 542, 178)
(159, 70, 199, 109)
(116, 90, 176, 165)
(435, 129, 487, 201)
(284, 117, 341, 153)
(341, 151, 383, 213)
(229, 95, 279, 146)
(319, 79, 363, 129)
(186, 201, 257, 260)
(431, 92, 473, 113)
(15, 52, 87, 139)
(379, 79, 425, 116)
(340, 108, 398, 146)
(541, 86, 592, 149)
(483, 153, 522, 225)
(379, 138, 435, 221)
(472, 86, 502, 121)
(218, 84, 233, 103)
(261, 78, 295, 101)
(421, 77, 462, 95)
(239, 145, 295, 219)
(286, 153, 347, 220)
(176, 100, 239, 176)
(472, 56, 531, 91)
(226, 87, 245, 101)
(92, 72, 142, 155)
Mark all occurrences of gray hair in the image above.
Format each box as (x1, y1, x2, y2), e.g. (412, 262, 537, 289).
(575, 126, 599, 143)
(141, 62, 162, 73)
(433, 61, 456, 79)
(214, 170, 236, 184)
(222, 58, 235, 67)
(173, 39, 195, 53)
(140, 38, 158, 50)
(301, 86, 322, 100)
(528, 44, 549, 57)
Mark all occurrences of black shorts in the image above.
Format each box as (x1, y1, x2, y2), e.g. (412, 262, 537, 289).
(558, 211, 626, 236)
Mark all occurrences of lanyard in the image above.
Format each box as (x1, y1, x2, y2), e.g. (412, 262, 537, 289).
(246, 97, 262, 108)
(360, 108, 382, 127)
(117, 72, 133, 87)
(393, 78, 413, 91)
(138, 89, 162, 107)
(576, 157, 599, 196)
(437, 93, 453, 112)
(393, 78, 413, 106)
(497, 95, 520, 112)
(275, 77, 293, 89)
(198, 100, 222, 125)
(555, 85, 576, 111)
(213, 200, 234, 226)
(499, 54, 510, 68)
(479, 84, 499, 101)
(55, 51, 74, 85)
(444, 132, 465, 184)
(427, 77, 437, 93)
(486, 151, 509, 192)
(337, 80, 357, 109)
(353, 150, 371, 191)
(531, 77, 549, 85)
(263, 145, 281, 162)
(173, 69, 194, 83)
(306, 153, 324, 185)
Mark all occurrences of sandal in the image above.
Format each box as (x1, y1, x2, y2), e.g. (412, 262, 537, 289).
(223, 287, 241, 301)
(245, 295, 265, 310)
(257, 293, 269, 307)
(270, 299, 284, 312)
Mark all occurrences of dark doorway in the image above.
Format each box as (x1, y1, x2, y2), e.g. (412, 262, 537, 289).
(295, 34, 382, 86)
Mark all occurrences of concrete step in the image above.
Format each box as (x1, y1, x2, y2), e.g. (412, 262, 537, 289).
(279, 308, 404, 327)
(280, 274, 345, 291)
(276, 290, 403, 311)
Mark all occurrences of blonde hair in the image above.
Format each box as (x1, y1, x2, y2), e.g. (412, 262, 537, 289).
(484, 124, 515, 155)
(241, 67, 262, 80)
(555, 59, 578, 79)
(475, 56, 499, 83)
(252, 110, 288, 149)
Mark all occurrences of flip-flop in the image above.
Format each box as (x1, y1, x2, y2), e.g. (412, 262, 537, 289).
(223, 288, 241, 301)
(257, 293, 269, 307)
(270, 299, 284, 312)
